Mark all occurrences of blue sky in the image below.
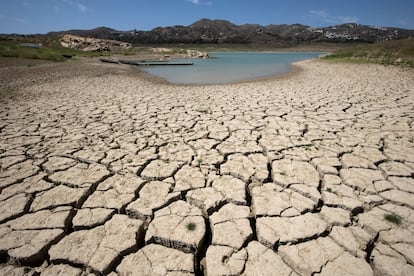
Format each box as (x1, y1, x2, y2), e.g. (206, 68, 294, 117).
(1, 0, 413, 34)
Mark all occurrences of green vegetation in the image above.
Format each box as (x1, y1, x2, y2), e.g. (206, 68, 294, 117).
(186, 222, 197, 231)
(384, 213, 403, 225)
(323, 38, 414, 67)
(0, 36, 108, 61)
(301, 144, 314, 151)
(197, 109, 209, 114)
(118, 47, 154, 56)
(0, 42, 66, 61)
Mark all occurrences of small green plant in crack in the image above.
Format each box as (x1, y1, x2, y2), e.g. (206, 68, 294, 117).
(196, 108, 209, 114)
(280, 171, 286, 176)
(186, 222, 197, 231)
(326, 187, 332, 193)
(384, 214, 403, 225)
(127, 159, 133, 163)
(302, 144, 313, 151)
(197, 158, 203, 165)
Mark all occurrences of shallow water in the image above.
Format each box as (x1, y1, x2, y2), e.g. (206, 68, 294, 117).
(141, 52, 324, 85)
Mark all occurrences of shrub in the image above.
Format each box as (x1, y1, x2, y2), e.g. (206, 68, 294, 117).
(384, 213, 402, 225)
(186, 222, 197, 231)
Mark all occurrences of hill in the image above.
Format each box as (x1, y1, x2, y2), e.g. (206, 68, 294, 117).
(45, 19, 414, 47)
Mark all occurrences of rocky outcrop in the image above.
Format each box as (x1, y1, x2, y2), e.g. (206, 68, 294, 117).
(60, 34, 132, 52)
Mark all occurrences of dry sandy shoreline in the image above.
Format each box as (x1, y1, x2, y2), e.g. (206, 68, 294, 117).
(0, 57, 413, 275)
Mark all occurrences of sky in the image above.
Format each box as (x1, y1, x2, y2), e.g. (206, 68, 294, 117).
(1, 0, 413, 34)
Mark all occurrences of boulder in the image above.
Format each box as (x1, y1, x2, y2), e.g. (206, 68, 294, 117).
(60, 34, 132, 52)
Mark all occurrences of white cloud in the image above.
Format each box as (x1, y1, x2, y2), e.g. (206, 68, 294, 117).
(187, 0, 212, 6)
(77, 3, 86, 13)
(309, 9, 359, 24)
(61, 0, 87, 13)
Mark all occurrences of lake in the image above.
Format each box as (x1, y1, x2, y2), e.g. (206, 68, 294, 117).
(141, 52, 324, 85)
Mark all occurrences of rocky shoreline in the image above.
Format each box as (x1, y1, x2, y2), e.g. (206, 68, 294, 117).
(0, 58, 413, 275)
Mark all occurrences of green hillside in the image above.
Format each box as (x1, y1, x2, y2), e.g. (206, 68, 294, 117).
(324, 38, 414, 67)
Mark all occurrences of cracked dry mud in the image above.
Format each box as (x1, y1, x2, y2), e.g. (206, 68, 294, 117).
(0, 59, 413, 275)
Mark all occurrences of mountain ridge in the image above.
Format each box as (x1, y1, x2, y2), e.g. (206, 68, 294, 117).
(42, 18, 414, 46)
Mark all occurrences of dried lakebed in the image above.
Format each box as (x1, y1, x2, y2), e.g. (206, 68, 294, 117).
(0, 59, 413, 275)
